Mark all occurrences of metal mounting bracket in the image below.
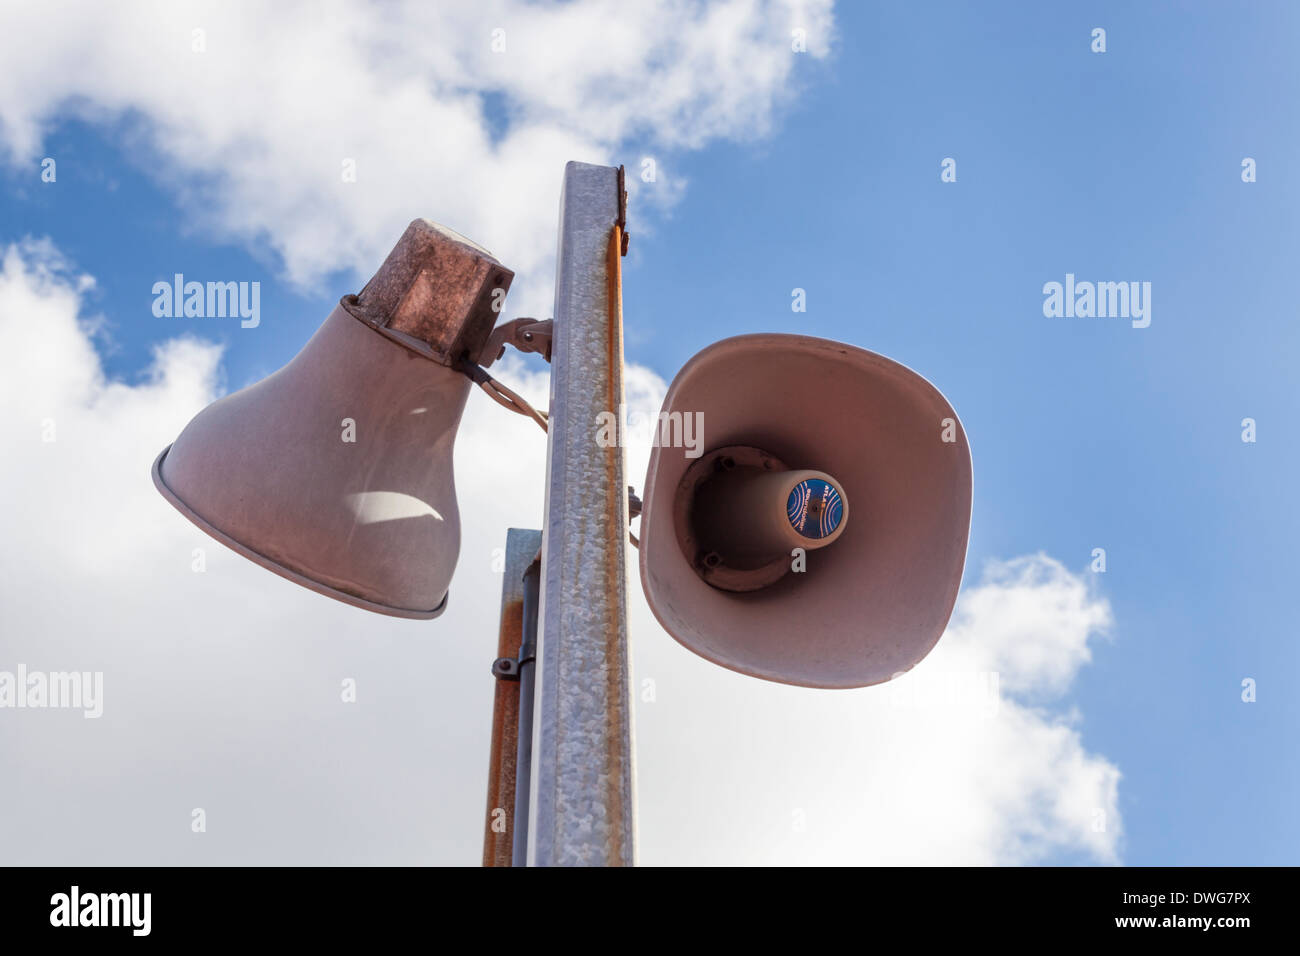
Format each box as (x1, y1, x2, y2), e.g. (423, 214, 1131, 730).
(492, 639, 536, 682)
(478, 317, 554, 367)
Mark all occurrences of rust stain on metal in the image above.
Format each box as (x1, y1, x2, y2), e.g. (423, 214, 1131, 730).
(483, 594, 524, 867)
(343, 219, 514, 368)
(601, 222, 634, 850)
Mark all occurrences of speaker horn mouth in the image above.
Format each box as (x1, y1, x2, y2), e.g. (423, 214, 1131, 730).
(152, 445, 449, 620)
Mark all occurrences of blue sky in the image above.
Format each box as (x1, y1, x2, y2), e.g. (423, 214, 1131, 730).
(718, 2, 1298, 865)
(1, 1, 1296, 865)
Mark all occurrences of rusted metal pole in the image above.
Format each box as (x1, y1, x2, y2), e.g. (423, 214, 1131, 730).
(528, 162, 637, 866)
(482, 527, 542, 867)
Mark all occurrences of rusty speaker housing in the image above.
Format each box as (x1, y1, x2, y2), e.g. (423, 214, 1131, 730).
(153, 220, 513, 618)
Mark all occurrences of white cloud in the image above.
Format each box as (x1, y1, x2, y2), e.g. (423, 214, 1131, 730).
(945, 554, 1113, 698)
(0, 243, 1122, 864)
(0, 0, 835, 312)
(632, 551, 1122, 865)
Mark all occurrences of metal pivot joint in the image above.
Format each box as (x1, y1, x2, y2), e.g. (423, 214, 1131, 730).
(479, 317, 554, 367)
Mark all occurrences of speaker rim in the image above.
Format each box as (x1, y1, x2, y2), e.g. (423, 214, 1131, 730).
(152, 445, 449, 620)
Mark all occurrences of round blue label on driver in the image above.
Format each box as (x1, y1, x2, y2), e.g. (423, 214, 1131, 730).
(787, 478, 843, 540)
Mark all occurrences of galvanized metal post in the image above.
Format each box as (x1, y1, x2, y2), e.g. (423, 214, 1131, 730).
(528, 161, 636, 866)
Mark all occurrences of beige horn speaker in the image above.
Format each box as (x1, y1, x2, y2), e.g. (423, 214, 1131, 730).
(152, 220, 514, 619)
(638, 333, 972, 688)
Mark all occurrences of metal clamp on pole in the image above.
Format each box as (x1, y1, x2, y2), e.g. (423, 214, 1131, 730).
(491, 639, 535, 682)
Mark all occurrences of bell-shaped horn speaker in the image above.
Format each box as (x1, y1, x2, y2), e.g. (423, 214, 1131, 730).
(638, 334, 972, 688)
(152, 220, 513, 618)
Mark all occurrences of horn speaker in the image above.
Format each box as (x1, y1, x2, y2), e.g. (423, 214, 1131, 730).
(152, 220, 513, 618)
(638, 334, 972, 688)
